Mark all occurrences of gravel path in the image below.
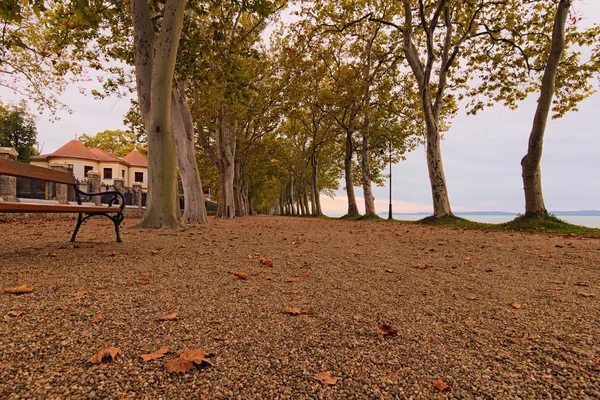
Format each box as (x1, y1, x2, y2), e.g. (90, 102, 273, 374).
(1, 216, 599, 399)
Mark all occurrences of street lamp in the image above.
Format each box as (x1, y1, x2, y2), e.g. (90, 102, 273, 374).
(380, 137, 393, 220)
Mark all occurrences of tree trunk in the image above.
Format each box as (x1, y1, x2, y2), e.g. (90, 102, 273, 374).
(171, 85, 207, 224)
(361, 127, 376, 216)
(344, 131, 360, 216)
(521, 0, 570, 218)
(131, 0, 186, 228)
(424, 112, 453, 217)
(310, 154, 322, 215)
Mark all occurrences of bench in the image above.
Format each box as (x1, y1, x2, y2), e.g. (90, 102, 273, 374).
(0, 158, 125, 242)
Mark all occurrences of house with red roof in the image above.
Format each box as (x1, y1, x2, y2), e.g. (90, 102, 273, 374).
(31, 140, 148, 190)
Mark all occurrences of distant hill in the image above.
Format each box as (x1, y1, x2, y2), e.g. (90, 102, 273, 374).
(382, 210, 600, 217)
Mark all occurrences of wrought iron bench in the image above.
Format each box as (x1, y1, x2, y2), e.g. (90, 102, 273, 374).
(0, 158, 125, 242)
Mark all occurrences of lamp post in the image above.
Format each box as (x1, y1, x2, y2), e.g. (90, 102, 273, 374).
(380, 136, 393, 220)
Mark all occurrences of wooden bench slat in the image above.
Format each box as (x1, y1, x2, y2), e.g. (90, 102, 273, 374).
(0, 158, 78, 184)
(0, 202, 120, 214)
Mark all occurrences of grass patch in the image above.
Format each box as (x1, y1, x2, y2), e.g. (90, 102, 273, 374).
(339, 214, 363, 220)
(357, 214, 386, 222)
(417, 215, 491, 229)
(502, 214, 600, 236)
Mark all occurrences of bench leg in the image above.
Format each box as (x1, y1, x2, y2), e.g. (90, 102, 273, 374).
(112, 214, 123, 243)
(71, 213, 84, 242)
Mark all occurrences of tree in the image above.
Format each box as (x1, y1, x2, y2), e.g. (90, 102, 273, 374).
(0, 103, 38, 162)
(131, 0, 187, 228)
(79, 129, 144, 157)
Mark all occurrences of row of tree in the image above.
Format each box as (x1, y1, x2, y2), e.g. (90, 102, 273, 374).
(1, 0, 599, 227)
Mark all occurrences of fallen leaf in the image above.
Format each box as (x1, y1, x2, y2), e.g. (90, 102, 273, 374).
(286, 277, 298, 283)
(315, 371, 338, 386)
(158, 313, 178, 321)
(511, 303, 522, 309)
(594, 359, 600, 371)
(466, 295, 477, 301)
(232, 272, 249, 280)
(377, 324, 398, 338)
(214, 334, 229, 341)
(385, 269, 394, 273)
(578, 292, 596, 298)
(141, 346, 170, 362)
(260, 257, 273, 267)
(285, 307, 302, 316)
(180, 350, 213, 366)
(301, 271, 311, 277)
(92, 315, 104, 324)
(179, 244, 187, 248)
(301, 308, 313, 315)
(138, 279, 153, 285)
(47, 253, 57, 257)
(149, 250, 160, 255)
(89, 347, 122, 364)
(549, 280, 566, 285)
(7, 311, 23, 317)
(575, 281, 590, 287)
(264, 276, 273, 281)
(538, 254, 552, 259)
(165, 358, 194, 373)
(431, 378, 451, 392)
(251, 269, 261, 276)
(4, 285, 33, 295)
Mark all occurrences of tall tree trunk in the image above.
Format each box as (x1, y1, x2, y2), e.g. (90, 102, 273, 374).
(521, 0, 570, 218)
(171, 84, 207, 224)
(310, 154, 322, 215)
(424, 106, 452, 217)
(131, 0, 186, 228)
(234, 162, 248, 217)
(344, 131, 360, 216)
(360, 125, 376, 216)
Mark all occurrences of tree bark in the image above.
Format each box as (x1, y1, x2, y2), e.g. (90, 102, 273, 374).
(521, 0, 570, 218)
(171, 84, 207, 224)
(131, 0, 186, 228)
(344, 131, 360, 216)
(310, 154, 322, 215)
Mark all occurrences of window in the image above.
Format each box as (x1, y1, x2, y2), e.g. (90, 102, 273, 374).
(67, 164, 74, 174)
(135, 172, 144, 183)
(121, 169, 125, 178)
(84, 166, 93, 177)
(103, 168, 113, 180)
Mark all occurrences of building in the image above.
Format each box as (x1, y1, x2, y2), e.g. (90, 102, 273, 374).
(31, 140, 148, 190)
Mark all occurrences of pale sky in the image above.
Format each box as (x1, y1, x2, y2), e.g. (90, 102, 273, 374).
(2, 1, 599, 216)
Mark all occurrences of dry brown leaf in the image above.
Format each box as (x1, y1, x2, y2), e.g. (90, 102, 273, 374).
(179, 244, 187, 248)
(165, 357, 194, 373)
(138, 279, 153, 285)
(511, 303, 522, 309)
(180, 350, 213, 366)
(4, 285, 33, 295)
(89, 347, 122, 364)
(158, 313, 178, 321)
(109, 251, 117, 257)
(251, 269, 261, 276)
(377, 324, 398, 338)
(594, 359, 600, 371)
(214, 334, 229, 341)
(431, 378, 451, 392)
(315, 371, 338, 386)
(466, 295, 477, 301)
(286, 277, 298, 283)
(7, 311, 23, 317)
(385, 269, 394, 273)
(265, 276, 273, 281)
(285, 307, 302, 316)
(549, 280, 566, 285)
(92, 315, 103, 324)
(301, 271, 311, 277)
(538, 254, 552, 259)
(301, 308, 313, 315)
(578, 292, 596, 298)
(575, 281, 590, 287)
(232, 272, 249, 280)
(260, 257, 274, 267)
(141, 346, 170, 362)
(149, 250, 160, 255)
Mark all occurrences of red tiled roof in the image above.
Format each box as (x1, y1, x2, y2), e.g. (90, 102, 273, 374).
(122, 149, 148, 167)
(90, 147, 130, 166)
(47, 140, 98, 161)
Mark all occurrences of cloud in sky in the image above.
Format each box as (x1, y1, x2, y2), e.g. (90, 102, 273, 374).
(1, 2, 599, 216)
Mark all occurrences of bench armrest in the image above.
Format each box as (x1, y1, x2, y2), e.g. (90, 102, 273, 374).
(75, 188, 126, 211)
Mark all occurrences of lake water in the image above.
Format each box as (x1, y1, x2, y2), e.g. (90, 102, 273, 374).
(392, 214, 600, 228)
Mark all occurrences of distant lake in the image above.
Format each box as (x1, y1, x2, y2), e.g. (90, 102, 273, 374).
(391, 214, 600, 229)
